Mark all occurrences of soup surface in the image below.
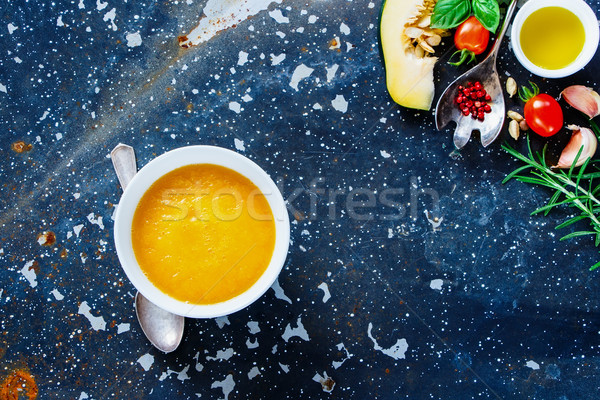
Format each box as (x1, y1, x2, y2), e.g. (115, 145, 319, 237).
(132, 164, 275, 305)
(520, 7, 585, 70)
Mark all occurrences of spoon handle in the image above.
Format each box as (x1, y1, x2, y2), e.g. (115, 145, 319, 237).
(110, 143, 137, 190)
(488, 0, 519, 61)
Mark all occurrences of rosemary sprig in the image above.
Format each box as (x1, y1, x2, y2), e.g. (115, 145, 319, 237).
(502, 138, 600, 271)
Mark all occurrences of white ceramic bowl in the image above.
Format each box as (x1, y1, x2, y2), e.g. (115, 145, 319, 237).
(114, 145, 290, 318)
(511, 0, 599, 78)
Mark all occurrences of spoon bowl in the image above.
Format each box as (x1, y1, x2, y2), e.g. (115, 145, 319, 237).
(135, 292, 185, 353)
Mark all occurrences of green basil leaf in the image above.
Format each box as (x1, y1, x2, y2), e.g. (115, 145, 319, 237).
(431, 0, 471, 30)
(472, 0, 500, 33)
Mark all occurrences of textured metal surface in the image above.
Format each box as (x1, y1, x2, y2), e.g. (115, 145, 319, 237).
(1, 0, 600, 399)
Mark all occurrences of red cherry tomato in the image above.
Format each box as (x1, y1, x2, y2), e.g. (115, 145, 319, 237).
(449, 16, 490, 66)
(454, 16, 490, 55)
(520, 82, 563, 137)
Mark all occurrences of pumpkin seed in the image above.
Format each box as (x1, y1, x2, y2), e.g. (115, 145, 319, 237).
(405, 27, 424, 38)
(425, 34, 441, 46)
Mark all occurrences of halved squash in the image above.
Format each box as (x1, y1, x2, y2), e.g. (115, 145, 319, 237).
(380, 0, 446, 111)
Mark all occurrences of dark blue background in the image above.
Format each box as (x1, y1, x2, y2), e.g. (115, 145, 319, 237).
(1, 0, 599, 398)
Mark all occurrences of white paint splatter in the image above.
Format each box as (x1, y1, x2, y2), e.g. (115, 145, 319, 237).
(246, 338, 259, 349)
(20, 261, 37, 288)
(177, 365, 190, 381)
(308, 15, 318, 24)
(289, 64, 314, 91)
(78, 301, 106, 331)
(247, 321, 260, 334)
(332, 342, 353, 369)
(425, 211, 444, 230)
(211, 374, 235, 400)
(312, 371, 335, 393)
(380, 150, 391, 159)
(271, 278, 292, 304)
(40, 110, 50, 121)
(137, 353, 154, 371)
(0, 83, 7, 94)
(248, 366, 261, 380)
(331, 94, 348, 113)
(229, 101, 241, 113)
(103, 8, 117, 31)
(206, 348, 234, 361)
(215, 315, 230, 329)
(313, 103, 322, 110)
(159, 366, 191, 382)
(96, 0, 108, 10)
(179, 0, 283, 47)
(234, 138, 245, 151)
(242, 94, 253, 102)
(7, 23, 17, 34)
(237, 50, 249, 66)
(271, 53, 286, 65)
(430, 279, 443, 291)
(340, 22, 350, 35)
(326, 64, 339, 82)
(526, 360, 540, 370)
(279, 362, 289, 373)
(57, 15, 65, 27)
(269, 9, 289, 23)
(73, 224, 84, 237)
(194, 352, 204, 372)
(282, 316, 310, 342)
(78, 392, 89, 400)
(317, 282, 331, 303)
(87, 213, 104, 230)
(367, 322, 408, 360)
(117, 323, 130, 333)
(126, 32, 142, 47)
(51, 289, 64, 300)
(78, 0, 85, 9)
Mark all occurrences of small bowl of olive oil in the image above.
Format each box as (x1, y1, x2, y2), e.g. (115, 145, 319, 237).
(511, 0, 599, 78)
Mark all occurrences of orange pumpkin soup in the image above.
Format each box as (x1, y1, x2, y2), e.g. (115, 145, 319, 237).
(131, 164, 275, 304)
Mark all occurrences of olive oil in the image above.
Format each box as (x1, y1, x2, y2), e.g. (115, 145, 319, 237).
(520, 7, 585, 70)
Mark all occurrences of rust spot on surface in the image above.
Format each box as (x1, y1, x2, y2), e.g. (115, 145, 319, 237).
(321, 376, 335, 392)
(59, 248, 68, 259)
(329, 38, 338, 47)
(11, 141, 32, 153)
(0, 369, 38, 400)
(178, 35, 189, 48)
(37, 231, 56, 246)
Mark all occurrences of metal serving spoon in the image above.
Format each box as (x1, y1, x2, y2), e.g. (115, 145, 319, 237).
(435, 0, 518, 149)
(111, 143, 185, 353)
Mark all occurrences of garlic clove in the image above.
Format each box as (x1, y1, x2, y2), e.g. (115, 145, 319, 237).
(561, 85, 600, 119)
(555, 125, 598, 169)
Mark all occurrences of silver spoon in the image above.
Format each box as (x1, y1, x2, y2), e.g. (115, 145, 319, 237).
(435, 0, 518, 149)
(111, 143, 185, 353)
